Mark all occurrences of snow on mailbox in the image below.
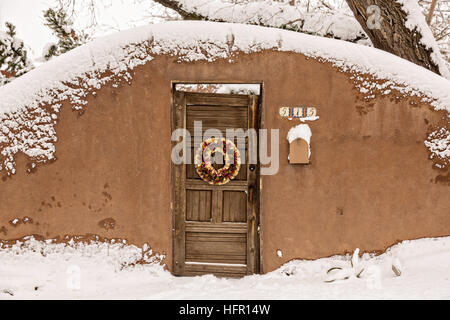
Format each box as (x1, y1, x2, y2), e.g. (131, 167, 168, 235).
(287, 124, 312, 164)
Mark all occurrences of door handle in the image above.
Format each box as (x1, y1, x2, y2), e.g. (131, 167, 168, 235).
(249, 165, 255, 172)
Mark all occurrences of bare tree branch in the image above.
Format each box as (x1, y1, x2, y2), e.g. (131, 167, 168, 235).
(427, 0, 439, 24)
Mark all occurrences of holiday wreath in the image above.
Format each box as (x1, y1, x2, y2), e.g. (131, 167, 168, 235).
(194, 138, 241, 185)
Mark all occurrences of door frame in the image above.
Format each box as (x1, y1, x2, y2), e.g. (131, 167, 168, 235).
(170, 81, 264, 276)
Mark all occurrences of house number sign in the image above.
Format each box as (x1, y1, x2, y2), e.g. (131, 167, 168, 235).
(279, 107, 317, 119)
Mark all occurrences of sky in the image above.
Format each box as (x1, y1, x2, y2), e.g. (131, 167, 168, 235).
(0, 0, 171, 59)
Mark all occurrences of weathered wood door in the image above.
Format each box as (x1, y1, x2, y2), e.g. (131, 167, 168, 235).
(172, 91, 260, 277)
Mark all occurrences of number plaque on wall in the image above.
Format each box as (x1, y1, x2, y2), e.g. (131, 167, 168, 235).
(279, 107, 318, 120)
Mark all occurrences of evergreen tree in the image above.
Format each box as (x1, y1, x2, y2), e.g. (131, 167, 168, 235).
(43, 8, 89, 60)
(0, 22, 33, 86)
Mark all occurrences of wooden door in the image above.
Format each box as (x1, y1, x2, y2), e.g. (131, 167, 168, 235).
(172, 91, 260, 277)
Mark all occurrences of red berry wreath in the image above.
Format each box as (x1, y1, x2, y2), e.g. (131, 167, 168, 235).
(194, 138, 241, 185)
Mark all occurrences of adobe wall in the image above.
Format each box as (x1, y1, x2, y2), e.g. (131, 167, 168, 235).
(0, 51, 448, 273)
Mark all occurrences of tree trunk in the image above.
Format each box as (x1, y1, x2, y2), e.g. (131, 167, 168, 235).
(345, 0, 441, 75)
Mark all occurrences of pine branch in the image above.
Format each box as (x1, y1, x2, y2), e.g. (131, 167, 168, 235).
(0, 22, 33, 85)
(43, 7, 89, 60)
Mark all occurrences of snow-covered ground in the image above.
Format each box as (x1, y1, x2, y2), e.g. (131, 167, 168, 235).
(1, 236, 450, 300)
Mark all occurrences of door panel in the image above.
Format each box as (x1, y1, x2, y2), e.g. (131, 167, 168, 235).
(222, 191, 247, 223)
(186, 190, 212, 222)
(186, 105, 248, 132)
(172, 91, 260, 277)
(185, 232, 247, 264)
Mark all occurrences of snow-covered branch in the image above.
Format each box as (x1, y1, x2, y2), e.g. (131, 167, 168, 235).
(152, 0, 368, 42)
(345, 0, 449, 78)
(398, 0, 450, 78)
(0, 23, 33, 86)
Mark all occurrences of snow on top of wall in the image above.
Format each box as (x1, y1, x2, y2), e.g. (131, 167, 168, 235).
(1, 21, 449, 114)
(0, 21, 449, 175)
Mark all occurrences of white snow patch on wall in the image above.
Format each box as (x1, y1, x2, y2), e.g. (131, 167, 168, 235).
(425, 128, 450, 165)
(298, 116, 320, 123)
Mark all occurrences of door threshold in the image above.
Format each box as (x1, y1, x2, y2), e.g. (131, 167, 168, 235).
(185, 261, 247, 267)
(183, 262, 248, 278)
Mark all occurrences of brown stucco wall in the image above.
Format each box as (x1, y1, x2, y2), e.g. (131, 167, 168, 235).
(0, 51, 448, 273)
